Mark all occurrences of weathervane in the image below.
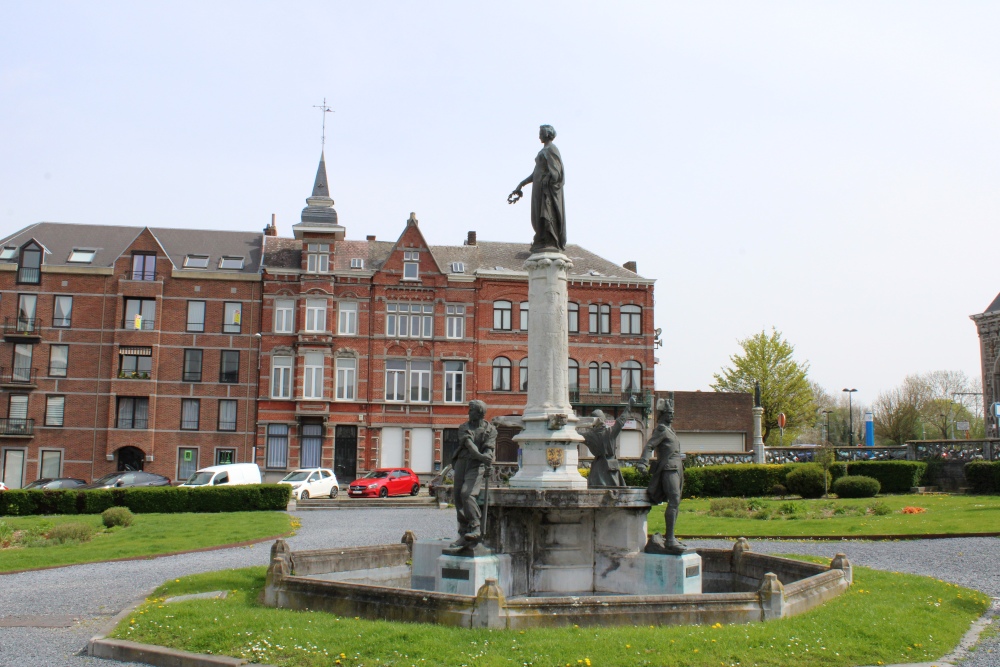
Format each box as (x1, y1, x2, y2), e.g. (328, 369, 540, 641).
(313, 98, 334, 149)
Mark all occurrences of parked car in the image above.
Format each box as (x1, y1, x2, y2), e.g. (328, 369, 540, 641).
(0, 481, 8, 492)
(348, 468, 421, 498)
(81, 471, 171, 489)
(179, 463, 261, 487)
(23, 478, 87, 490)
(278, 468, 339, 500)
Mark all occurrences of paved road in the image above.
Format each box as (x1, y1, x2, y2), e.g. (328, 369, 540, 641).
(0, 510, 996, 667)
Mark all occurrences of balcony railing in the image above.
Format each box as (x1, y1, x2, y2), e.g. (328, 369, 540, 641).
(117, 418, 149, 429)
(118, 370, 153, 380)
(123, 270, 160, 281)
(123, 319, 156, 331)
(1, 367, 36, 385)
(182, 371, 202, 382)
(0, 418, 34, 436)
(17, 267, 40, 284)
(4, 317, 39, 335)
(219, 370, 239, 383)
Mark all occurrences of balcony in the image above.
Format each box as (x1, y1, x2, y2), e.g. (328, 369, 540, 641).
(117, 370, 153, 380)
(123, 319, 156, 331)
(570, 390, 652, 413)
(3, 317, 41, 341)
(0, 367, 37, 388)
(0, 418, 34, 437)
(17, 267, 40, 284)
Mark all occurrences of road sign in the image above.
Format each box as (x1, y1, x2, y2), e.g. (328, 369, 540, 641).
(777, 413, 787, 429)
(957, 421, 970, 431)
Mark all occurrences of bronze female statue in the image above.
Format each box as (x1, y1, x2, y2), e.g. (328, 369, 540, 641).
(509, 125, 566, 253)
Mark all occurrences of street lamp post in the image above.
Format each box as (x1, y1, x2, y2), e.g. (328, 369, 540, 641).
(842, 388, 858, 446)
(822, 409, 834, 444)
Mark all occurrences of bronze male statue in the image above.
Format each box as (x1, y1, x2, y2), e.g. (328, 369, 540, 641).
(450, 400, 497, 549)
(581, 409, 627, 487)
(637, 397, 690, 554)
(509, 124, 566, 253)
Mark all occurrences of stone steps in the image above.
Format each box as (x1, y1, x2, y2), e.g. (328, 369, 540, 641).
(295, 495, 440, 510)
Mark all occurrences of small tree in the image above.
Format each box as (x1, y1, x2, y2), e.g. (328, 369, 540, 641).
(814, 442, 836, 497)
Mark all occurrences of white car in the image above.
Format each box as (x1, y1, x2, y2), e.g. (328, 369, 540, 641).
(278, 468, 339, 500)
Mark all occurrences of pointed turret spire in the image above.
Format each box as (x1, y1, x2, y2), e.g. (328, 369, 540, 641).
(312, 151, 330, 198)
(294, 152, 343, 239)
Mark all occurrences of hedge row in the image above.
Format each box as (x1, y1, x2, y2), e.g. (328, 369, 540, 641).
(0, 484, 291, 516)
(965, 461, 1000, 494)
(844, 461, 926, 494)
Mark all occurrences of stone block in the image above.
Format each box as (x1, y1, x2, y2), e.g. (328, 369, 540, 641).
(411, 538, 452, 591)
(435, 553, 512, 597)
(595, 551, 701, 595)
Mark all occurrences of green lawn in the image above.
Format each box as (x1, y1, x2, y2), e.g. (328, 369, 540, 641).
(645, 493, 1000, 538)
(0, 512, 293, 572)
(112, 563, 989, 667)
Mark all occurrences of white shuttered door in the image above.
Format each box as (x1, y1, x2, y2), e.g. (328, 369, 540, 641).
(380, 427, 404, 468)
(409, 428, 433, 473)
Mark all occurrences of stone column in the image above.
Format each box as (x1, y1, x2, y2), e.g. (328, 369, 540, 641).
(509, 252, 586, 489)
(752, 406, 765, 464)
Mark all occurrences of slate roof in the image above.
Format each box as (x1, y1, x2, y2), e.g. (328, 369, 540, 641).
(0, 222, 263, 274)
(983, 292, 1000, 315)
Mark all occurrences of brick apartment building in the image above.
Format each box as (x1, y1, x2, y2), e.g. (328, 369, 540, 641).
(0, 154, 656, 487)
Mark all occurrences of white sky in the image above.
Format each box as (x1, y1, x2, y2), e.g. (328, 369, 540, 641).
(3, 2, 998, 403)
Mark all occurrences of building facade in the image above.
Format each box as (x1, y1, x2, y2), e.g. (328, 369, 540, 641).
(971, 294, 1000, 436)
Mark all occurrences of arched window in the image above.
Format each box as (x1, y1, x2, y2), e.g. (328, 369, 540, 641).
(492, 357, 512, 391)
(518, 357, 529, 391)
(519, 302, 529, 331)
(567, 302, 579, 333)
(621, 361, 642, 395)
(620, 305, 641, 335)
(601, 362, 611, 392)
(588, 362, 602, 393)
(493, 301, 512, 330)
(568, 359, 579, 394)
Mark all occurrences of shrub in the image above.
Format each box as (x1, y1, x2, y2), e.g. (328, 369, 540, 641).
(785, 464, 829, 499)
(578, 468, 590, 478)
(46, 522, 95, 544)
(868, 500, 891, 516)
(770, 484, 787, 498)
(846, 461, 926, 494)
(102, 507, 134, 528)
(833, 475, 881, 498)
(621, 465, 651, 488)
(965, 461, 1000, 494)
(829, 462, 848, 482)
(708, 498, 747, 515)
(0, 490, 35, 516)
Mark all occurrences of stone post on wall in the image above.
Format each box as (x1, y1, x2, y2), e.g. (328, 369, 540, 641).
(752, 406, 765, 464)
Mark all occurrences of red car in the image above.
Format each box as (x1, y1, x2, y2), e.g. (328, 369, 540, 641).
(348, 468, 421, 498)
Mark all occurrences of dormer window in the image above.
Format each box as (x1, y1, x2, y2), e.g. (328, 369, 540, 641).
(350, 258, 364, 269)
(307, 243, 330, 273)
(18, 242, 42, 284)
(184, 255, 210, 269)
(0, 247, 16, 261)
(403, 250, 419, 280)
(450, 261, 465, 274)
(219, 256, 244, 270)
(67, 249, 96, 263)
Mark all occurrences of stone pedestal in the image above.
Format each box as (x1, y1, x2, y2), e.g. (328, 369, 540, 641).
(508, 252, 586, 490)
(434, 553, 512, 597)
(752, 406, 765, 464)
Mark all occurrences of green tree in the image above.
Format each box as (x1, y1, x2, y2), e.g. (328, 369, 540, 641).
(711, 328, 816, 443)
(872, 380, 922, 444)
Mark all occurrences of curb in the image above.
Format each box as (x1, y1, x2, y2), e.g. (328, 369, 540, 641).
(88, 638, 272, 667)
(678, 532, 1000, 541)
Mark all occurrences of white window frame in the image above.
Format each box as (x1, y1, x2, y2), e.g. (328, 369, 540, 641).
(219, 256, 245, 270)
(274, 299, 294, 333)
(338, 302, 358, 335)
(492, 357, 512, 391)
(68, 249, 96, 263)
(568, 302, 579, 333)
(493, 301, 512, 330)
(518, 358, 528, 392)
(519, 302, 529, 331)
(621, 305, 642, 335)
(271, 356, 292, 399)
(409, 361, 431, 403)
(385, 360, 406, 402)
(186, 300, 205, 332)
(39, 449, 62, 478)
(403, 250, 419, 280)
(303, 352, 324, 399)
(305, 299, 327, 332)
(385, 303, 433, 339)
(444, 361, 465, 403)
(622, 361, 642, 394)
(350, 258, 364, 269)
(450, 261, 465, 273)
(53, 296, 73, 328)
(446, 304, 465, 339)
(335, 358, 356, 401)
(183, 254, 209, 269)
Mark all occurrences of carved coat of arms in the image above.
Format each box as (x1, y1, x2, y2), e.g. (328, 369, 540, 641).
(546, 447, 565, 470)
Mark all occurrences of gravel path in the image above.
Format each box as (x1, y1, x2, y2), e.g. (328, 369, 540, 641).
(0, 510, 996, 667)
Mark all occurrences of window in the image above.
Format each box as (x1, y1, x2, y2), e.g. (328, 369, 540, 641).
(49, 345, 68, 377)
(120, 347, 153, 378)
(350, 258, 365, 269)
(338, 302, 358, 335)
(271, 356, 292, 398)
(223, 302, 242, 333)
(385, 303, 433, 339)
(307, 243, 330, 273)
(178, 448, 198, 482)
(183, 254, 209, 269)
(52, 296, 72, 327)
(403, 250, 419, 280)
(493, 300, 512, 330)
(589, 304, 610, 334)
(492, 357, 512, 391)
(621, 305, 641, 335)
(218, 400, 237, 431)
(568, 359, 579, 392)
(444, 361, 465, 403)
(186, 301, 205, 332)
(519, 302, 529, 331)
(12, 344, 32, 383)
(45, 396, 65, 427)
(131, 253, 156, 281)
(303, 352, 324, 399)
(40, 450, 62, 478)
(68, 249, 96, 263)
(450, 261, 465, 273)
(305, 299, 326, 332)
(17, 294, 37, 332)
(274, 299, 294, 333)
(301, 423, 323, 468)
(216, 448, 235, 465)
(568, 302, 579, 333)
(589, 362, 612, 393)
(183, 349, 203, 382)
(518, 357, 529, 392)
(266, 424, 289, 468)
(181, 399, 200, 430)
(8, 395, 29, 433)
(385, 360, 406, 402)
(117, 397, 149, 429)
(0, 246, 16, 260)
(220, 350, 240, 383)
(336, 358, 356, 400)
(622, 361, 642, 394)
(410, 361, 431, 402)
(124, 298, 156, 330)
(446, 305, 465, 339)
(18, 243, 41, 284)
(219, 256, 244, 270)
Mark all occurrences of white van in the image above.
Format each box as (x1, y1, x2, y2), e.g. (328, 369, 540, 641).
(180, 463, 261, 487)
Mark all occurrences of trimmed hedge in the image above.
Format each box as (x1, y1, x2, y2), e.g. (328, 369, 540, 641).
(785, 464, 829, 499)
(965, 461, 1000, 494)
(832, 475, 881, 498)
(844, 461, 926, 494)
(0, 484, 291, 517)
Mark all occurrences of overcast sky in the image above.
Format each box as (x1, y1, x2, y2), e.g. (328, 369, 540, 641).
(3, 2, 998, 403)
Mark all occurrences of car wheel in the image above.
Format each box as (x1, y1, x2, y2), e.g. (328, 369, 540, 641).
(410, 483, 420, 496)
(329, 486, 339, 499)
(378, 486, 388, 498)
(300, 490, 310, 500)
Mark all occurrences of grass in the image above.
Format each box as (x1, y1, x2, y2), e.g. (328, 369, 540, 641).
(646, 493, 1000, 538)
(0, 512, 293, 572)
(111, 562, 989, 667)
